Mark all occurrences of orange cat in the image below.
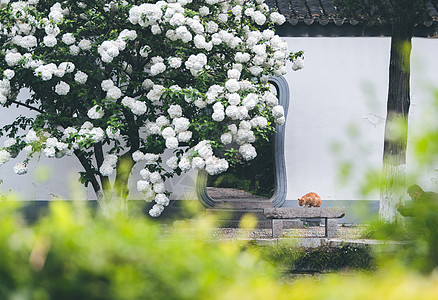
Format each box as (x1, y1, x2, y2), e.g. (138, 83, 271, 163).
(298, 192, 321, 207)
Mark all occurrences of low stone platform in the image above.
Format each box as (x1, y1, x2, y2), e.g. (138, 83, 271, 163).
(264, 207, 346, 238)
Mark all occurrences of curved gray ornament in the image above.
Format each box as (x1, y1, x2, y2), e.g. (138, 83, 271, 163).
(196, 76, 290, 208)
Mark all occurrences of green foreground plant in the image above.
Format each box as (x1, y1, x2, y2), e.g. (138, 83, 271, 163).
(2, 200, 438, 300)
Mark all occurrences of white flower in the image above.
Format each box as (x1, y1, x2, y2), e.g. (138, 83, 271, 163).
(227, 93, 240, 106)
(137, 180, 152, 192)
(270, 12, 286, 25)
(155, 193, 169, 206)
(227, 69, 241, 80)
(24, 129, 38, 143)
(87, 105, 104, 119)
(89, 127, 105, 143)
(212, 111, 225, 122)
(161, 127, 175, 139)
(168, 105, 182, 118)
(155, 116, 169, 128)
(191, 157, 205, 169)
(106, 86, 122, 100)
(62, 33, 76, 45)
(149, 171, 162, 184)
(99, 164, 114, 176)
(103, 154, 118, 167)
(0, 150, 11, 165)
(151, 25, 161, 35)
(178, 157, 191, 171)
(43, 35, 57, 47)
(142, 79, 154, 90)
(263, 91, 278, 107)
(146, 84, 164, 102)
(19, 35, 37, 49)
(74, 71, 88, 84)
(118, 29, 137, 41)
(144, 153, 159, 165)
(70, 45, 80, 55)
(199, 6, 210, 16)
(228, 124, 238, 134)
(78, 39, 92, 50)
(166, 156, 178, 170)
(248, 66, 263, 76)
(165, 136, 179, 149)
(239, 143, 257, 161)
(150, 62, 166, 76)
(14, 162, 27, 175)
(213, 102, 224, 112)
(217, 13, 228, 23)
(206, 21, 219, 33)
(149, 204, 164, 217)
(43, 147, 56, 158)
(252, 11, 266, 25)
(140, 45, 151, 57)
(275, 116, 285, 125)
(185, 53, 207, 76)
(130, 100, 147, 115)
(132, 150, 145, 162)
(177, 131, 192, 142)
(5, 52, 22, 66)
(55, 81, 70, 95)
(173, 117, 190, 133)
(221, 132, 232, 144)
(101, 79, 114, 91)
(140, 169, 151, 180)
(194, 141, 213, 159)
(153, 183, 166, 194)
(168, 57, 182, 68)
(292, 57, 304, 71)
(272, 105, 284, 118)
(242, 93, 258, 110)
(205, 157, 228, 175)
(250, 116, 268, 128)
(225, 79, 240, 93)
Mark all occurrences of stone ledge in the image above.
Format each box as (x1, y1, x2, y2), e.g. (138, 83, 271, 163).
(264, 207, 345, 219)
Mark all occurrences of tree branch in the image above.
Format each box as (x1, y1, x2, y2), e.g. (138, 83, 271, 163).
(11, 100, 45, 114)
(74, 149, 102, 199)
(94, 142, 111, 192)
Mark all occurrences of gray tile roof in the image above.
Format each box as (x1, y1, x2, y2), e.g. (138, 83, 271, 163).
(268, 0, 438, 25)
(267, 0, 438, 36)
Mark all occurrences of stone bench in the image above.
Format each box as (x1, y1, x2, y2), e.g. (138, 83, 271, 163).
(263, 207, 346, 238)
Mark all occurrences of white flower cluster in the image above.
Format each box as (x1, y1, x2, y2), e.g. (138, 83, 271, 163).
(185, 53, 207, 76)
(87, 105, 104, 119)
(0, 150, 11, 165)
(14, 162, 28, 175)
(99, 154, 118, 177)
(121, 97, 147, 115)
(97, 30, 136, 63)
(0, 78, 11, 105)
(1, 0, 295, 218)
(34, 62, 75, 81)
(292, 57, 305, 71)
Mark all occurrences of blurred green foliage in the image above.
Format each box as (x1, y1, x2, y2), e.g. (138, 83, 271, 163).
(0, 201, 280, 300)
(1, 201, 438, 299)
(254, 243, 375, 273)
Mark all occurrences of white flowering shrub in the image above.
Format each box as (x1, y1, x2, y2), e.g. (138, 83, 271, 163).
(0, 0, 301, 216)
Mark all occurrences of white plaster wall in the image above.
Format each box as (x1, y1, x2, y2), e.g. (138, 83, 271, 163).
(283, 37, 438, 201)
(1, 37, 437, 201)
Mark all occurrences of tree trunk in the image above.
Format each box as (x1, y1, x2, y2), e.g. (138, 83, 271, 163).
(380, 16, 413, 222)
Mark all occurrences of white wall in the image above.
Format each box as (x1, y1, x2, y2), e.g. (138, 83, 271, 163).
(283, 37, 438, 201)
(1, 37, 437, 202)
